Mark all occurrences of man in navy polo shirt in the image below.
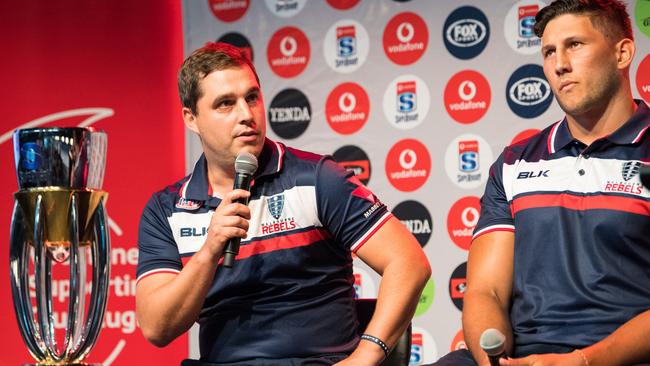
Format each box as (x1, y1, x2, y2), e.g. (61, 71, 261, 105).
(433, 1, 650, 365)
(135, 42, 431, 366)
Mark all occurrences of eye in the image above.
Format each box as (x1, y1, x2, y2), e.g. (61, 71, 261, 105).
(216, 99, 235, 111)
(246, 93, 259, 105)
(543, 48, 555, 58)
(570, 41, 582, 48)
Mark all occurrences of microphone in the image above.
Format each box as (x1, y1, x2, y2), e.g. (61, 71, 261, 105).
(480, 328, 507, 366)
(222, 151, 258, 268)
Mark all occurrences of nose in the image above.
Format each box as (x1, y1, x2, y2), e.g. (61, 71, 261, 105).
(236, 98, 255, 125)
(554, 48, 571, 76)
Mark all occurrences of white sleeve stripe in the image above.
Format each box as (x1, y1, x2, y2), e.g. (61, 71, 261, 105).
(136, 268, 181, 284)
(350, 212, 392, 252)
(472, 224, 515, 239)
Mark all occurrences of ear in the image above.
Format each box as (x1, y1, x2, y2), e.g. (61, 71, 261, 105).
(182, 107, 200, 135)
(615, 38, 635, 70)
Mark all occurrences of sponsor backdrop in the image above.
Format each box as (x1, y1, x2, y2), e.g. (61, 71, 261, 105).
(183, 0, 650, 364)
(0, 1, 647, 365)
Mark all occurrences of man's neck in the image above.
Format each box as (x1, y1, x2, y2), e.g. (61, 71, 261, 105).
(204, 155, 235, 199)
(565, 89, 636, 146)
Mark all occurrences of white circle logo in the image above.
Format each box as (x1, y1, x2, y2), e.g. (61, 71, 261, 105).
(264, 0, 307, 18)
(503, 0, 546, 55)
(338, 92, 356, 113)
(323, 19, 370, 73)
(383, 74, 431, 130)
(397, 22, 415, 43)
(280, 36, 297, 56)
(458, 81, 477, 101)
(444, 134, 493, 189)
(399, 149, 417, 169)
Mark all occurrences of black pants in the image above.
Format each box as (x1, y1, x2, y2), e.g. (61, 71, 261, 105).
(181, 354, 348, 366)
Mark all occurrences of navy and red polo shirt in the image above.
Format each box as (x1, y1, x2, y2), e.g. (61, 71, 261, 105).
(473, 100, 650, 356)
(137, 138, 392, 363)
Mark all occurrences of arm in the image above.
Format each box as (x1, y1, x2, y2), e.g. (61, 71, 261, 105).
(463, 231, 515, 366)
(501, 310, 650, 366)
(337, 216, 431, 366)
(135, 190, 251, 347)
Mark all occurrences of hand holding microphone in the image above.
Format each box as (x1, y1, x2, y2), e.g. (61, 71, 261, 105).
(480, 328, 507, 366)
(222, 152, 258, 268)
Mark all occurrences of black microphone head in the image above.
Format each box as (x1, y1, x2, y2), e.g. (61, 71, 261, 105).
(480, 328, 506, 356)
(235, 152, 258, 175)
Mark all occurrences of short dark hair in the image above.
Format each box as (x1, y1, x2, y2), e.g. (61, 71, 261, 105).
(533, 0, 633, 41)
(178, 42, 259, 115)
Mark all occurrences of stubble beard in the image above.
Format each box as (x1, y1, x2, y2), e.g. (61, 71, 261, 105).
(555, 68, 621, 119)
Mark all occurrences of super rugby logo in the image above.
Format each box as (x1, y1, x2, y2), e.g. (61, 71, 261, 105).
(324, 20, 369, 73)
(443, 6, 490, 60)
(445, 134, 492, 189)
(506, 64, 553, 119)
(264, 0, 306, 17)
(266, 194, 284, 219)
(504, 1, 544, 55)
(383, 75, 430, 130)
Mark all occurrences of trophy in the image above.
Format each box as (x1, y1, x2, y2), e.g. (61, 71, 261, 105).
(10, 127, 110, 365)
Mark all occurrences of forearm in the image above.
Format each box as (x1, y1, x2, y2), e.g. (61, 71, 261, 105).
(462, 289, 513, 366)
(136, 247, 220, 346)
(582, 310, 650, 366)
(354, 257, 430, 363)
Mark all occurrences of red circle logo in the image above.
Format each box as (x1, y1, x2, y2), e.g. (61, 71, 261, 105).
(326, 82, 370, 135)
(451, 329, 467, 351)
(326, 0, 360, 10)
(444, 70, 491, 124)
(510, 128, 540, 145)
(636, 53, 650, 103)
(267, 26, 310, 78)
(385, 139, 431, 192)
(209, 0, 250, 22)
(383, 12, 429, 65)
(447, 196, 481, 250)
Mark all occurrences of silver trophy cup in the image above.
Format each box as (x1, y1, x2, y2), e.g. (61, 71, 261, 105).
(10, 127, 110, 365)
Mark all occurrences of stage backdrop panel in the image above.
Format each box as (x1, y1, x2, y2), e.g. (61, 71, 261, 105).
(0, 1, 185, 365)
(183, 0, 650, 363)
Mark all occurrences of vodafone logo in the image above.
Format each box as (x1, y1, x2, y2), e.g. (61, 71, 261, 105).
(267, 26, 310, 78)
(444, 70, 491, 124)
(451, 329, 468, 352)
(510, 128, 540, 145)
(326, 82, 370, 135)
(383, 12, 429, 65)
(447, 196, 481, 250)
(636, 53, 650, 103)
(385, 139, 431, 192)
(209, 0, 249, 22)
(326, 0, 360, 10)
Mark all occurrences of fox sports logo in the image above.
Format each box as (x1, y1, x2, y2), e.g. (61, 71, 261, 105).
(506, 64, 553, 118)
(443, 6, 490, 60)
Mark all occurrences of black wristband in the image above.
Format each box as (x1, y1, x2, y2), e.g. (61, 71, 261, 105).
(360, 333, 390, 357)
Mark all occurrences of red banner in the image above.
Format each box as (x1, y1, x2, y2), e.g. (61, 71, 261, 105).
(0, 1, 186, 365)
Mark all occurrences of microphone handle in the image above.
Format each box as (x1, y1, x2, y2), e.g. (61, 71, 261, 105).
(222, 173, 253, 268)
(487, 351, 506, 366)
